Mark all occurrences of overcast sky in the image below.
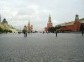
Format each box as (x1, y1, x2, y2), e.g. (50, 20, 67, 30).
(0, 0, 84, 31)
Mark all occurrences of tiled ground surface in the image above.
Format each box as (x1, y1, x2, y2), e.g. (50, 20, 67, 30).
(0, 33, 84, 62)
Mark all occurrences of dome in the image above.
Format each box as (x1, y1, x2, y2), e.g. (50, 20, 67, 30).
(2, 18, 8, 24)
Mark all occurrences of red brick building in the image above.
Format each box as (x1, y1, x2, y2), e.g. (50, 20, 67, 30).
(58, 15, 81, 32)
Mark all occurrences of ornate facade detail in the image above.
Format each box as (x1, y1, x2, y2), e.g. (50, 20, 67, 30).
(24, 21, 33, 33)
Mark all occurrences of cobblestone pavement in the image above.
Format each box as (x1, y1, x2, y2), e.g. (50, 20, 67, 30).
(0, 33, 84, 62)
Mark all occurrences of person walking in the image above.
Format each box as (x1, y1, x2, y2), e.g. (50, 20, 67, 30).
(43, 31, 44, 34)
(81, 24, 84, 36)
(23, 25, 27, 37)
(56, 30, 58, 37)
(82, 29, 84, 36)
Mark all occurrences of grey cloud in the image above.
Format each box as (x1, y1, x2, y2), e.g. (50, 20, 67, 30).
(0, 0, 84, 31)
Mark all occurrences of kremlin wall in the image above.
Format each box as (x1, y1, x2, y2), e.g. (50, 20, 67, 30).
(57, 15, 84, 32)
(44, 14, 84, 32)
(58, 14, 80, 32)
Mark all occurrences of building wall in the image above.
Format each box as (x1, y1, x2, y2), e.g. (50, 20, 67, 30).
(58, 15, 81, 32)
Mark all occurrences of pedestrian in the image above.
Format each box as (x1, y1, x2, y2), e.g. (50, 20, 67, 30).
(82, 29, 84, 36)
(23, 25, 27, 37)
(81, 24, 84, 36)
(56, 30, 58, 37)
(43, 31, 44, 34)
(25, 31, 27, 37)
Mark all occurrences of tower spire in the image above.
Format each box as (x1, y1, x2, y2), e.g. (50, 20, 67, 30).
(48, 14, 51, 22)
(75, 14, 79, 21)
(49, 13, 51, 17)
(28, 20, 30, 25)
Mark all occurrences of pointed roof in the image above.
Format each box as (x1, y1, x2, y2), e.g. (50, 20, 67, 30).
(48, 14, 51, 22)
(49, 13, 51, 18)
(2, 18, 8, 24)
(75, 14, 79, 21)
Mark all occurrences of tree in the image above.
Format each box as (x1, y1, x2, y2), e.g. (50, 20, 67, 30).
(48, 27, 55, 33)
